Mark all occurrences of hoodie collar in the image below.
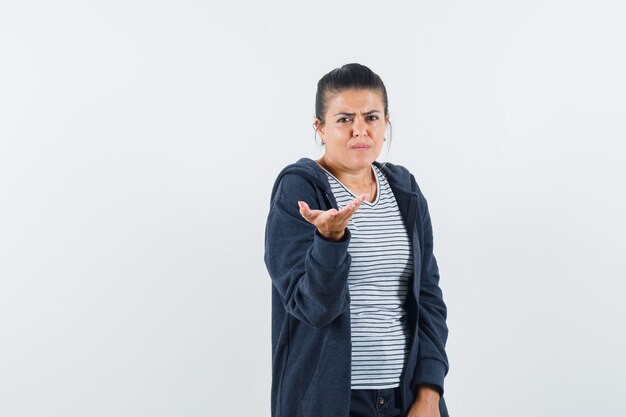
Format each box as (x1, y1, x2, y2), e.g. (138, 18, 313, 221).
(270, 157, 416, 202)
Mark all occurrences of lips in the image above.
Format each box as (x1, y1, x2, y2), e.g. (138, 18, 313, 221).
(351, 145, 371, 149)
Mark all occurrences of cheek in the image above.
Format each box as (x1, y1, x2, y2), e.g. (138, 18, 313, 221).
(330, 128, 350, 140)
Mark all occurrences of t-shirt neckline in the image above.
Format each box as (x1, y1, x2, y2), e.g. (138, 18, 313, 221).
(317, 163, 381, 207)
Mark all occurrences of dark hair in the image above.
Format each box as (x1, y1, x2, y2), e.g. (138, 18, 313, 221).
(314, 63, 392, 148)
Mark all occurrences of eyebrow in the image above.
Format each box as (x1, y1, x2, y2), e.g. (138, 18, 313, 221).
(333, 110, 381, 117)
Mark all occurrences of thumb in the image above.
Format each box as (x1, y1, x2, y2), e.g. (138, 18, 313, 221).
(298, 201, 310, 218)
(298, 201, 327, 223)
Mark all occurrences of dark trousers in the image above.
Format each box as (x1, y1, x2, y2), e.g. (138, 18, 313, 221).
(349, 386, 402, 417)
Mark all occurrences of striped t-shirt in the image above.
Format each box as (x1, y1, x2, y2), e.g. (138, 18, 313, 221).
(319, 162, 412, 389)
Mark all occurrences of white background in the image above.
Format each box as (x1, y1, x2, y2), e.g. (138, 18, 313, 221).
(1, 1, 625, 416)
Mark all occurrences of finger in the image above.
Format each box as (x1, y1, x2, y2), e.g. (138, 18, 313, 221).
(299, 201, 323, 221)
(358, 193, 370, 203)
(349, 194, 367, 209)
(341, 197, 362, 216)
(335, 195, 364, 219)
(298, 200, 309, 218)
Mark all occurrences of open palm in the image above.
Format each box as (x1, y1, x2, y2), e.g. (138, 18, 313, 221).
(298, 193, 368, 241)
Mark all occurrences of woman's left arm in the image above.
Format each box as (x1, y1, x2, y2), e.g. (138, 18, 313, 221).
(410, 174, 450, 400)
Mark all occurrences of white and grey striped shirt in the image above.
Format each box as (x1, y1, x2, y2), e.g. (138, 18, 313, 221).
(320, 163, 412, 389)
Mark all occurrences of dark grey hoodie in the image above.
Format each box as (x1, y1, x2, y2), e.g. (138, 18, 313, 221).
(264, 157, 450, 417)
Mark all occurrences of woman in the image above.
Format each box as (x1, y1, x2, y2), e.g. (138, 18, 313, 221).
(264, 63, 450, 417)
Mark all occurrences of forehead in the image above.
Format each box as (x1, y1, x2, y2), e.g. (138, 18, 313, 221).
(326, 89, 384, 111)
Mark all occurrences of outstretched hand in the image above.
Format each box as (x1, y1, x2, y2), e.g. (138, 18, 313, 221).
(298, 194, 368, 241)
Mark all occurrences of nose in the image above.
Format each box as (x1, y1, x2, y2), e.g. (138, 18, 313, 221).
(352, 117, 368, 137)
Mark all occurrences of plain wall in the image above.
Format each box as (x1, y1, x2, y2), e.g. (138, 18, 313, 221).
(1, 1, 625, 416)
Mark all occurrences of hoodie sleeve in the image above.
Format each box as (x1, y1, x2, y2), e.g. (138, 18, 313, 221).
(264, 173, 352, 329)
(410, 175, 450, 397)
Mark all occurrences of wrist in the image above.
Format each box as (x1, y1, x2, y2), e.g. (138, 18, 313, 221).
(318, 229, 345, 242)
(417, 384, 441, 402)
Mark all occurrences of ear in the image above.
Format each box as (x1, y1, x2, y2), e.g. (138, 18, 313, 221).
(314, 118, 325, 137)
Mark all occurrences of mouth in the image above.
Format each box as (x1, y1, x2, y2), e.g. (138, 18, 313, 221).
(351, 145, 371, 149)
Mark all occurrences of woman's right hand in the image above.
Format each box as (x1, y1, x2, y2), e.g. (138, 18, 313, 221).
(298, 194, 368, 241)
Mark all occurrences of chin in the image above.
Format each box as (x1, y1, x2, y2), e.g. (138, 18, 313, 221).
(351, 155, 376, 167)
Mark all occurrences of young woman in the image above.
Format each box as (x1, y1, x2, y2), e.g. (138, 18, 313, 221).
(264, 63, 450, 417)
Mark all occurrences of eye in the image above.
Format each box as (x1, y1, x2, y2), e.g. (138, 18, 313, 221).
(368, 115, 379, 121)
(337, 117, 351, 123)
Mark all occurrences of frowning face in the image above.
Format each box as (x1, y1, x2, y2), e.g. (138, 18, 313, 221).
(314, 88, 389, 172)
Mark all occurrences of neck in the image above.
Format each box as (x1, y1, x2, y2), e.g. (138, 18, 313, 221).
(316, 156, 375, 187)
